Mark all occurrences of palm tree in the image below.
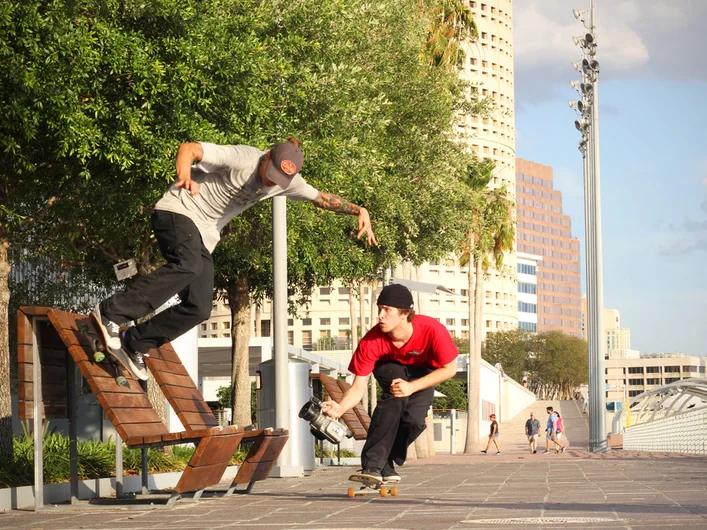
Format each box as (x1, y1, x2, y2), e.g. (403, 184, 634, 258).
(458, 161, 515, 453)
(425, 0, 478, 68)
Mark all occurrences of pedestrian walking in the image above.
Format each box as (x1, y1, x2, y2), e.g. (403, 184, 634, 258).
(524, 412, 541, 454)
(481, 414, 501, 455)
(543, 406, 565, 454)
(93, 137, 377, 380)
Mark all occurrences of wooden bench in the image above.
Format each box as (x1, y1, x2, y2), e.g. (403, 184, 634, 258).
(144, 344, 289, 494)
(310, 372, 370, 439)
(18, 307, 244, 507)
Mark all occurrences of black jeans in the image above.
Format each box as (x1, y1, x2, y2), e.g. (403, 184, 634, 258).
(361, 361, 434, 471)
(100, 210, 214, 354)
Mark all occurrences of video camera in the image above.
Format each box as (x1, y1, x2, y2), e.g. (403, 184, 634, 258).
(298, 396, 353, 444)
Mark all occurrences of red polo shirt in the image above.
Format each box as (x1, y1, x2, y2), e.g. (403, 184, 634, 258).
(348, 315, 458, 376)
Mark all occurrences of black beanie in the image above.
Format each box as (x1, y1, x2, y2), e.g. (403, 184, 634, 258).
(377, 284, 414, 310)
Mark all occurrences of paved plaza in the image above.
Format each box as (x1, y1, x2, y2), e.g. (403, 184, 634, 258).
(2, 401, 706, 530)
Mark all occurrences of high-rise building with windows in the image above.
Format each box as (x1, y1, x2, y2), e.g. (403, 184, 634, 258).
(515, 158, 582, 337)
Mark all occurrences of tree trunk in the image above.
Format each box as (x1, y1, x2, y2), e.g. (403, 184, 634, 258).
(0, 237, 13, 460)
(349, 290, 358, 350)
(229, 276, 252, 427)
(464, 242, 480, 452)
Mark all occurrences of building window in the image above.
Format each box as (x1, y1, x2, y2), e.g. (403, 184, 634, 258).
(646, 366, 660, 373)
(302, 318, 312, 326)
(302, 330, 312, 351)
(646, 378, 660, 385)
(320, 318, 331, 326)
(287, 331, 294, 345)
(628, 367, 644, 374)
(339, 317, 350, 326)
(518, 282, 536, 294)
(446, 318, 455, 327)
(628, 390, 642, 397)
(261, 320, 271, 337)
(518, 302, 537, 313)
(665, 377, 680, 384)
(339, 287, 350, 295)
(664, 366, 680, 373)
(319, 287, 331, 295)
(517, 263, 537, 275)
(628, 379, 644, 386)
(519, 322, 537, 332)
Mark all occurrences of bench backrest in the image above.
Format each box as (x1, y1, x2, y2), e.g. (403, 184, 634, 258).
(310, 373, 370, 440)
(144, 344, 219, 431)
(46, 308, 169, 442)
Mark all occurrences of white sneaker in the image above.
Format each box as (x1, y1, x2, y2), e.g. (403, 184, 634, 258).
(93, 303, 122, 351)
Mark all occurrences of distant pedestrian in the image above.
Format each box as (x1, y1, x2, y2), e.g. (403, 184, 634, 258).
(524, 412, 541, 454)
(555, 411, 565, 445)
(481, 414, 501, 455)
(494, 362, 505, 378)
(543, 406, 565, 454)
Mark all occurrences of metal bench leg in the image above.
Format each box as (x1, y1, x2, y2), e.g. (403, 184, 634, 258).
(165, 492, 181, 508)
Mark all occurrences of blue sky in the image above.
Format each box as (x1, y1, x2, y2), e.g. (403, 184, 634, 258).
(512, 1, 707, 356)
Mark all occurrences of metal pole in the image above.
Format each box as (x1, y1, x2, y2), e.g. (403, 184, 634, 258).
(272, 196, 295, 472)
(586, 0, 608, 451)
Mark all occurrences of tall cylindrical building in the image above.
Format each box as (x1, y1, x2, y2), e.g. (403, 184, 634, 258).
(460, 0, 518, 336)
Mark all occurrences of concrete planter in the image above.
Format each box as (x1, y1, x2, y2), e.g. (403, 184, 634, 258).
(0, 465, 240, 511)
(317, 457, 360, 467)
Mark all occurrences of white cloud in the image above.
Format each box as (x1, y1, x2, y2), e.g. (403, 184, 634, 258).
(513, 0, 707, 103)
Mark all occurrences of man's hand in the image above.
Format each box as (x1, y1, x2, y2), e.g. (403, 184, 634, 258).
(175, 142, 203, 196)
(390, 378, 415, 398)
(321, 400, 344, 420)
(357, 208, 378, 246)
(175, 178, 200, 196)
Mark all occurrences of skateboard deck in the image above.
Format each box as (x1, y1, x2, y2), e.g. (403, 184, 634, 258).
(82, 313, 134, 386)
(347, 474, 399, 498)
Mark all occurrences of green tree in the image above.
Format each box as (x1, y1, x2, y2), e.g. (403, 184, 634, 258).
(458, 162, 515, 453)
(531, 331, 588, 400)
(424, 0, 478, 68)
(433, 378, 467, 410)
(481, 328, 534, 382)
(0, 0, 490, 440)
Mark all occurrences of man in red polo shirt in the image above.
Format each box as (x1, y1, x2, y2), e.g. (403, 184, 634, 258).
(322, 283, 458, 483)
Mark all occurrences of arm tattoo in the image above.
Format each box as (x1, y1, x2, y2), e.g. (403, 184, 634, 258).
(313, 192, 361, 215)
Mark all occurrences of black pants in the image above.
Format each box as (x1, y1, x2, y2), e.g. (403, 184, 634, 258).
(100, 210, 214, 354)
(361, 361, 434, 470)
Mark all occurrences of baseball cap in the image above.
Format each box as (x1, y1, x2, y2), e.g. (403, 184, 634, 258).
(377, 284, 414, 310)
(266, 141, 304, 189)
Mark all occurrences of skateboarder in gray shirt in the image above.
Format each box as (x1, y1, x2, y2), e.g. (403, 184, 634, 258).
(94, 137, 377, 380)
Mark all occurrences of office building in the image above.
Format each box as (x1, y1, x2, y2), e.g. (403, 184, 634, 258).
(515, 158, 582, 337)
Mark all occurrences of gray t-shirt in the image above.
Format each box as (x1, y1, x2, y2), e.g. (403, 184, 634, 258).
(154, 142, 319, 252)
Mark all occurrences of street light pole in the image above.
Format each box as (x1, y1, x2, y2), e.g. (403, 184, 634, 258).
(571, 0, 608, 452)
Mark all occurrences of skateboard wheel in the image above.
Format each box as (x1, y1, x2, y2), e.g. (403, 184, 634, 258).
(116, 376, 128, 387)
(390, 487, 398, 496)
(93, 351, 105, 363)
(380, 488, 387, 497)
(347, 488, 355, 498)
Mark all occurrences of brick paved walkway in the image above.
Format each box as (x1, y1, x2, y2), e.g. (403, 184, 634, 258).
(2, 400, 705, 530)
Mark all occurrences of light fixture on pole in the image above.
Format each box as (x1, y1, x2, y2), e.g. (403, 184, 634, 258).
(571, 0, 608, 453)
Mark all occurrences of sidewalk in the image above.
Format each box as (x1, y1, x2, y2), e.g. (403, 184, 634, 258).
(2, 400, 706, 530)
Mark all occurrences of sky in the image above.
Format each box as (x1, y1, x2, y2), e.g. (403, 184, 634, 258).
(512, 0, 707, 356)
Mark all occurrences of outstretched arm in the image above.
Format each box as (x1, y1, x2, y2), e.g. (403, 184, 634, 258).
(312, 192, 378, 246)
(174, 142, 204, 196)
(321, 375, 369, 419)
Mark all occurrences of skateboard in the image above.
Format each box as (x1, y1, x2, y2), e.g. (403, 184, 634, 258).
(347, 474, 399, 498)
(78, 315, 130, 387)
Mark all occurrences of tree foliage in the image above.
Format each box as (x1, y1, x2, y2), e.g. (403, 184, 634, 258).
(1, 0, 493, 435)
(433, 377, 468, 411)
(482, 330, 588, 399)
